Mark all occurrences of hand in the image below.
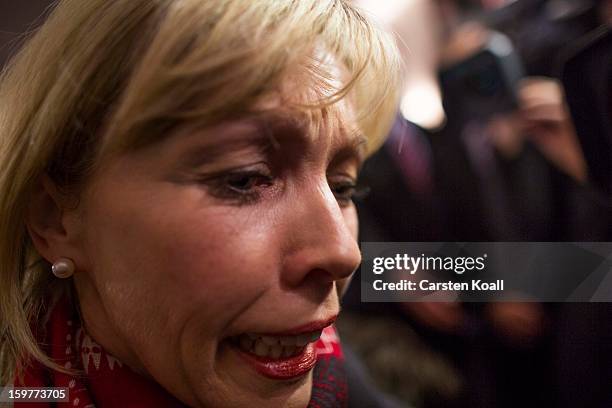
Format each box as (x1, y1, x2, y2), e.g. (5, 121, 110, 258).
(516, 78, 587, 183)
(486, 113, 525, 160)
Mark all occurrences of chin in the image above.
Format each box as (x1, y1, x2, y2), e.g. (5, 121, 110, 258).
(189, 374, 313, 408)
(179, 341, 315, 408)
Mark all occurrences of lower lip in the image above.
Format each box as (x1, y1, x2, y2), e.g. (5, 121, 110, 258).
(234, 342, 317, 380)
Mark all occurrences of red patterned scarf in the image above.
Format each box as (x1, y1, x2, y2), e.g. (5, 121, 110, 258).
(15, 297, 347, 407)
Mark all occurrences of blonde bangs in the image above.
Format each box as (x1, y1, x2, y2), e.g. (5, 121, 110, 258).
(101, 0, 401, 157)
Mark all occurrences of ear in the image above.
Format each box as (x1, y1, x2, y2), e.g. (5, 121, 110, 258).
(26, 174, 85, 267)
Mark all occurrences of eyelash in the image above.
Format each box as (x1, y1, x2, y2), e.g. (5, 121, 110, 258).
(206, 170, 274, 204)
(329, 179, 370, 207)
(203, 169, 368, 206)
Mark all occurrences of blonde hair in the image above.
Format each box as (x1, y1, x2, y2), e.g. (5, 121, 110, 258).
(0, 0, 400, 383)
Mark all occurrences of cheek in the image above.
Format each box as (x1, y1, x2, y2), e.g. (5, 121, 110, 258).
(76, 172, 296, 405)
(156, 209, 276, 309)
(81, 184, 278, 348)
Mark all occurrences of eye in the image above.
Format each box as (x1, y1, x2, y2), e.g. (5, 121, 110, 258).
(200, 164, 274, 204)
(224, 171, 273, 193)
(329, 177, 370, 206)
(332, 181, 357, 202)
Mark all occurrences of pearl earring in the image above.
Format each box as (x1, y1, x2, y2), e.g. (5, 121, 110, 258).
(51, 258, 75, 279)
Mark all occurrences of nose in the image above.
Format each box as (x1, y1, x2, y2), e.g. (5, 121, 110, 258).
(280, 180, 362, 288)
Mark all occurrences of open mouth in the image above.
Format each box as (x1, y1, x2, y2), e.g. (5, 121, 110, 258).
(232, 330, 322, 359)
(228, 317, 335, 380)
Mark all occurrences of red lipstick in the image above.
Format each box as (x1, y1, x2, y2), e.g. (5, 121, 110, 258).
(236, 342, 317, 380)
(231, 316, 337, 380)
(271, 316, 337, 336)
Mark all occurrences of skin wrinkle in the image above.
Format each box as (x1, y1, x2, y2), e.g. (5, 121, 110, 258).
(180, 289, 271, 406)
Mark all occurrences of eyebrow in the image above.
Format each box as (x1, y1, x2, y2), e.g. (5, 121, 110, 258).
(252, 111, 368, 166)
(178, 134, 269, 169)
(175, 111, 368, 169)
(329, 131, 368, 169)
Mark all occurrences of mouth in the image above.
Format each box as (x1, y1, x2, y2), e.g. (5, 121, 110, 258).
(228, 316, 336, 380)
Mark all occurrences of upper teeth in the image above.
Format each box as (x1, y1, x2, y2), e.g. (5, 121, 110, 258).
(236, 331, 322, 358)
(247, 331, 321, 347)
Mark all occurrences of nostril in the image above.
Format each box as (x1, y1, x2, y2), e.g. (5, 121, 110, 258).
(280, 240, 360, 289)
(306, 269, 339, 286)
(335, 239, 362, 279)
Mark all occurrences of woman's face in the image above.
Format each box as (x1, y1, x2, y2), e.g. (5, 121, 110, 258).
(68, 96, 363, 407)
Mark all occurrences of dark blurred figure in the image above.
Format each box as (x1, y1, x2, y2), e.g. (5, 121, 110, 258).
(349, 111, 555, 408)
(342, 117, 467, 408)
(346, 1, 612, 408)
(553, 26, 612, 408)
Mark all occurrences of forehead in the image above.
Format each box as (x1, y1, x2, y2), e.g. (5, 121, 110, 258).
(254, 94, 362, 143)
(167, 58, 366, 150)
(254, 56, 363, 146)
(168, 100, 368, 165)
